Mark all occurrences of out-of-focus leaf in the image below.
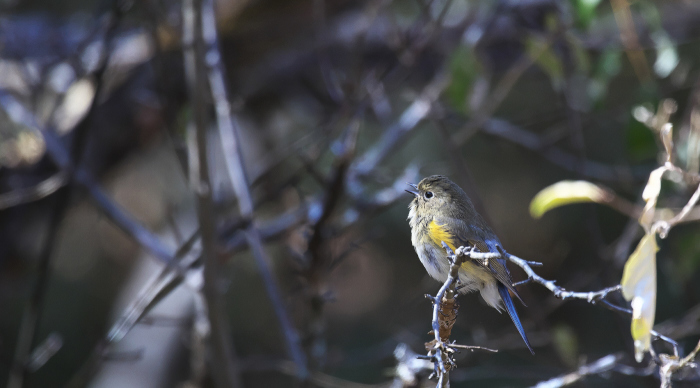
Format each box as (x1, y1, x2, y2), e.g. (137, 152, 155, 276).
(571, 0, 602, 29)
(639, 166, 666, 231)
(552, 324, 578, 368)
(589, 49, 622, 105)
(54, 78, 96, 135)
(446, 45, 480, 113)
(652, 31, 679, 78)
(597, 49, 622, 79)
(621, 233, 658, 362)
(529, 180, 609, 219)
(526, 38, 563, 91)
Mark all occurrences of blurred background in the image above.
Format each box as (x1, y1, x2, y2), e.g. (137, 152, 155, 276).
(2, 0, 700, 387)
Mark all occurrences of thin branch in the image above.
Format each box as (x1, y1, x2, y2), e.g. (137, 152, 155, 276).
(197, 0, 308, 378)
(476, 117, 649, 182)
(425, 244, 499, 387)
(303, 123, 360, 367)
(654, 179, 700, 236)
(531, 354, 621, 388)
(8, 183, 70, 388)
(25, 333, 63, 373)
(0, 172, 68, 210)
(507, 253, 622, 302)
(659, 339, 700, 388)
(64, 231, 201, 388)
(183, 0, 242, 386)
(0, 91, 178, 266)
(4, 5, 125, 386)
(349, 72, 449, 181)
(452, 37, 552, 145)
(507, 252, 681, 356)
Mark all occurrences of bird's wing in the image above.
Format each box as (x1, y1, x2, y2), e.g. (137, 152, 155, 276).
(432, 217, 525, 305)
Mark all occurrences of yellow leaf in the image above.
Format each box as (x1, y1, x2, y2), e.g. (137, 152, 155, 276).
(529, 180, 609, 219)
(621, 233, 658, 362)
(639, 167, 667, 231)
(642, 167, 665, 201)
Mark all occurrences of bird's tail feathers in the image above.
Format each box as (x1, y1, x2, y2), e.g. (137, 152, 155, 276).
(497, 282, 535, 355)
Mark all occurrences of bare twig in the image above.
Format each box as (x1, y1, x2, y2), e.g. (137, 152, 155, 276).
(303, 123, 360, 367)
(393, 343, 434, 388)
(196, 0, 308, 378)
(654, 179, 700, 237)
(452, 38, 552, 145)
(507, 254, 622, 302)
(183, 0, 242, 386)
(425, 244, 499, 387)
(611, 0, 651, 82)
(0, 90, 178, 266)
(4, 5, 125, 387)
(349, 72, 449, 182)
(25, 333, 63, 373)
(476, 117, 648, 182)
(531, 354, 621, 388)
(0, 172, 68, 210)
(64, 231, 201, 388)
(658, 340, 700, 388)
(507, 252, 682, 357)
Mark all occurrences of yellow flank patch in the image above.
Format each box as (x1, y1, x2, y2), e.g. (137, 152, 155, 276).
(428, 220, 456, 251)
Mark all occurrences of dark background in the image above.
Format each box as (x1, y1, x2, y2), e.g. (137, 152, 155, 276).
(1, 0, 700, 387)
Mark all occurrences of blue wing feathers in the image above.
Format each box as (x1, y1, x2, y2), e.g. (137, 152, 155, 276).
(497, 282, 535, 355)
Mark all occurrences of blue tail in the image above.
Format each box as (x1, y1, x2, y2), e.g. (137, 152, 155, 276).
(497, 282, 534, 355)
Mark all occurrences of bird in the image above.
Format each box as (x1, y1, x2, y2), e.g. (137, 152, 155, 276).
(406, 175, 534, 354)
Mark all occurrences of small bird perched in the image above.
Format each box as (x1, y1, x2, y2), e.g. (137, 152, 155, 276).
(406, 175, 534, 354)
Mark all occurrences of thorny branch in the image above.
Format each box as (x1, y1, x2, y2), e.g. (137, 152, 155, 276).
(658, 340, 700, 388)
(424, 243, 498, 387)
(427, 240, 695, 387)
(507, 252, 683, 356)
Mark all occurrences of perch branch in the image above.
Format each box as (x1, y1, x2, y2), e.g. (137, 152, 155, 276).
(658, 339, 700, 388)
(425, 243, 498, 387)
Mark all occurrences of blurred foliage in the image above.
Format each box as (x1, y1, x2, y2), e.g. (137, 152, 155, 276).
(2, 0, 700, 387)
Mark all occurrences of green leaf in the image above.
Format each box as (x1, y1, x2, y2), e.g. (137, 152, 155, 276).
(553, 324, 578, 367)
(571, 0, 602, 29)
(621, 233, 658, 362)
(597, 49, 622, 79)
(529, 180, 609, 219)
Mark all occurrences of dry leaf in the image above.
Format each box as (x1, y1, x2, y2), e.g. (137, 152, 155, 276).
(639, 167, 667, 231)
(621, 233, 658, 362)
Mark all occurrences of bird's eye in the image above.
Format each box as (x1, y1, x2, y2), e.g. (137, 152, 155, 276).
(424, 191, 434, 199)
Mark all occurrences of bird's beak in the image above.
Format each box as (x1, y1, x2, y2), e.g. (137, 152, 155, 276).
(405, 182, 418, 197)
